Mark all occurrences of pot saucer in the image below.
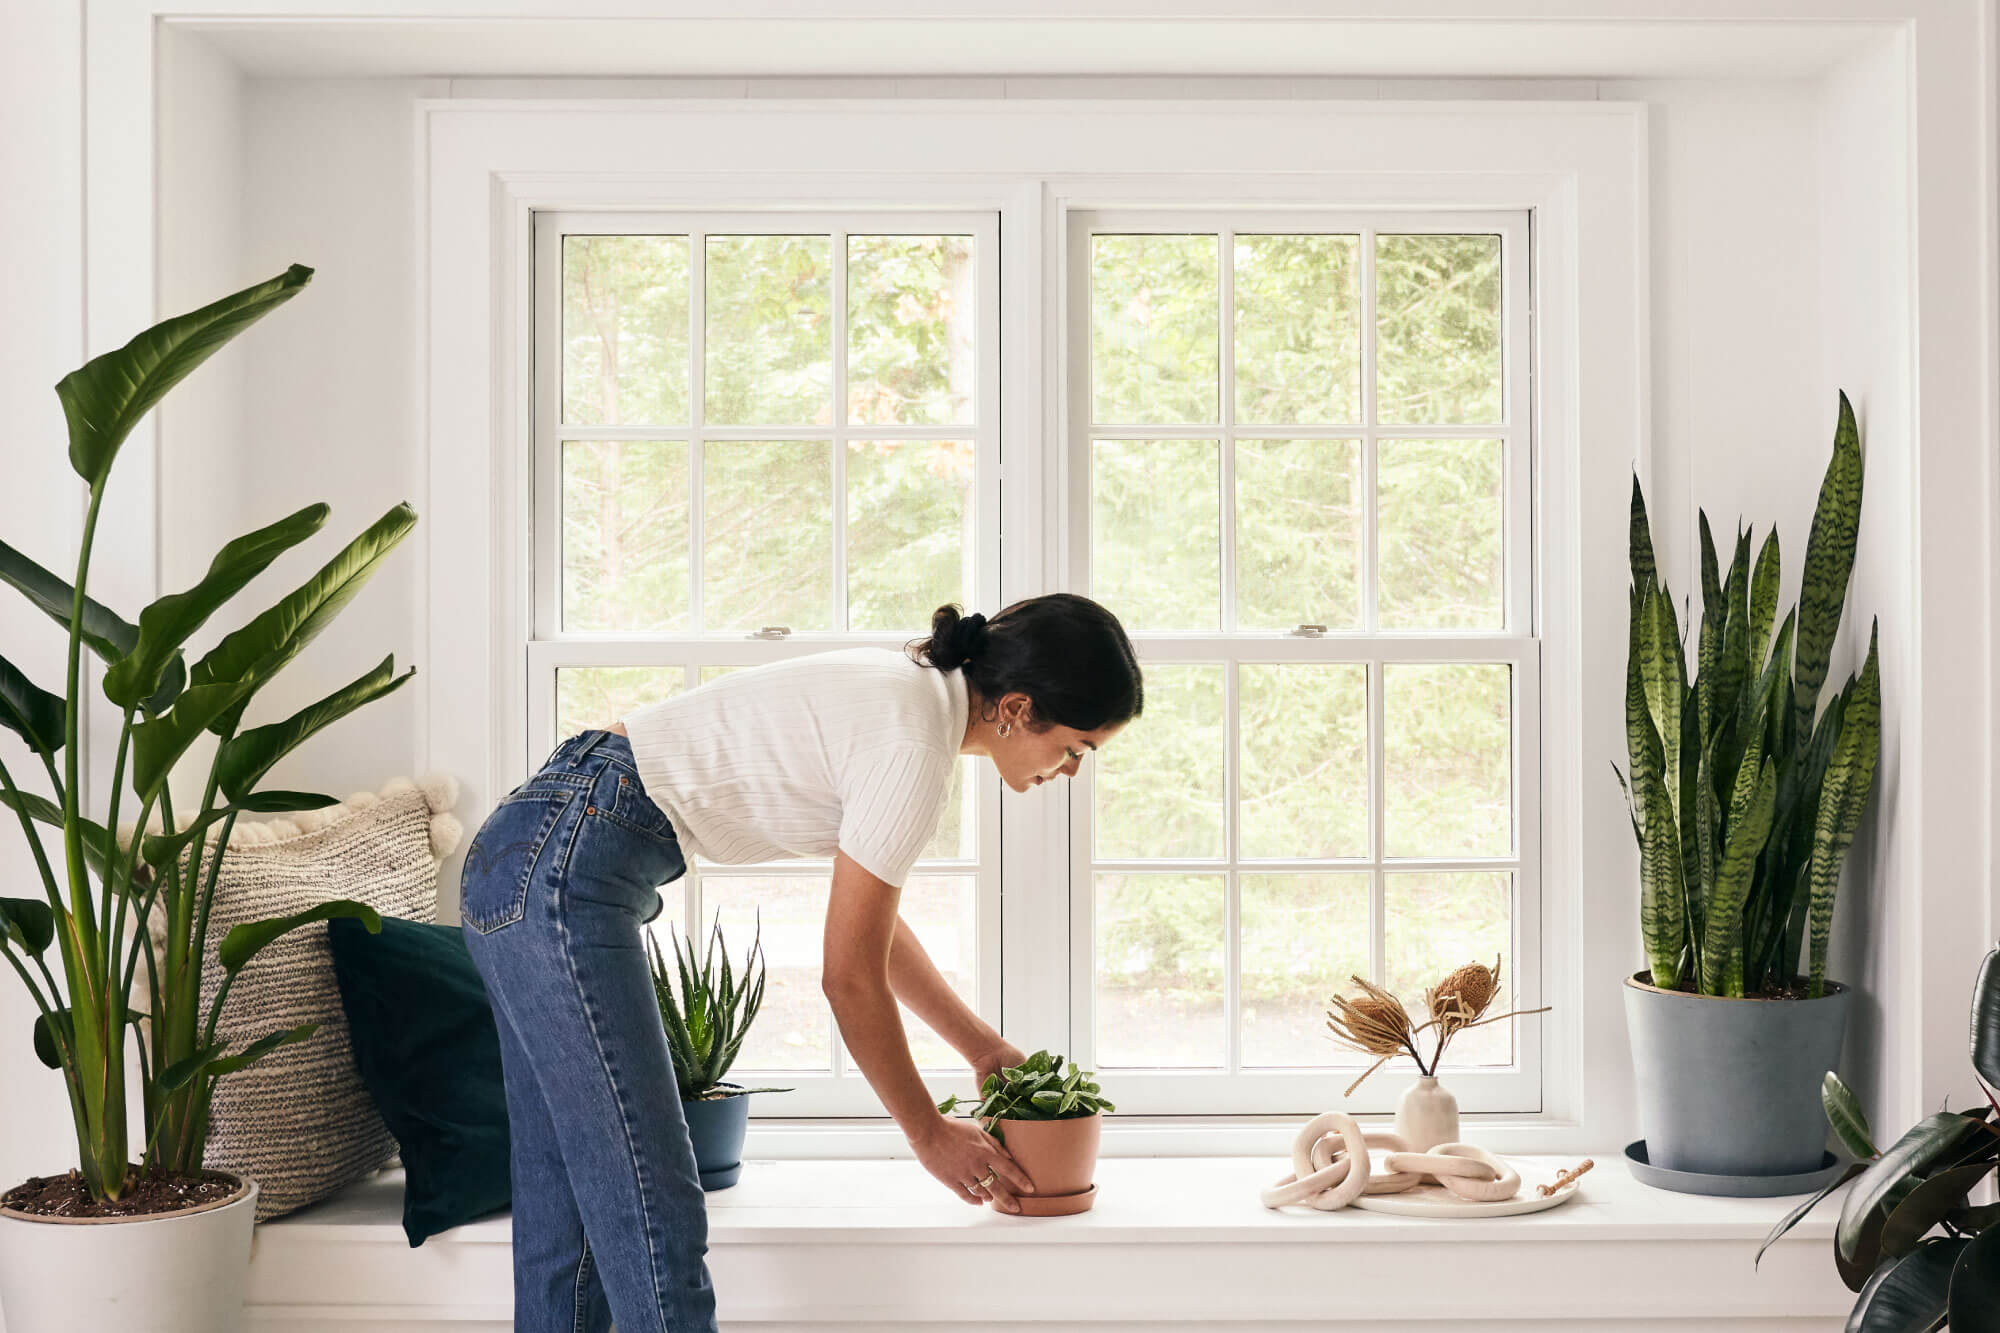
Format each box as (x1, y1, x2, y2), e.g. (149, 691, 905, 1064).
(1624, 1141, 1847, 1197)
(1005, 1184, 1096, 1216)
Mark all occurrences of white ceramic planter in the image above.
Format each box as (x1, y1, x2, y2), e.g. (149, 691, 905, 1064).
(0, 1173, 258, 1333)
(1393, 1076, 1461, 1152)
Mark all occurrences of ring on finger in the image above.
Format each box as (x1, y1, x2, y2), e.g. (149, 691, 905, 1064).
(963, 1180, 982, 1195)
(977, 1168, 997, 1190)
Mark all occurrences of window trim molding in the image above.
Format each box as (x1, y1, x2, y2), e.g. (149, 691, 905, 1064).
(422, 96, 1647, 1150)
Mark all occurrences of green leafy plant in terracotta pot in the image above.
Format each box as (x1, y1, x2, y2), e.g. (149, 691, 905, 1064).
(1617, 391, 1881, 1194)
(1757, 946, 2000, 1327)
(0, 264, 417, 1333)
(937, 1049, 1113, 1215)
(648, 916, 787, 1189)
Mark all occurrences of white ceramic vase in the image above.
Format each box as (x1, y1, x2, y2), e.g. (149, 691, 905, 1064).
(1394, 1076, 1460, 1152)
(0, 1174, 258, 1333)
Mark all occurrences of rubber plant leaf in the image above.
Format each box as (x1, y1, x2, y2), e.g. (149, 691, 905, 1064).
(1846, 1237, 1967, 1333)
(1839, 1113, 1985, 1268)
(1948, 1224, 2000, 1333)
(1972, 947, 2000, 1091)
(1880, 1161, 1997, 1259)
(1824, 1070, 1879, 1160)
(1756, 1162, 1865, 1270)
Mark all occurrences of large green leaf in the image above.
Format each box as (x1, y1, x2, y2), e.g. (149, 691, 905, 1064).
(1792, 390, 1863, 747)
(0, 655, 65, 757)
(0, 789, 119, 883)
(1807, 621, 1881, 995)
(103, 504, 329, 709)
(1881, 1161, 1996, 1258)
(0, 536, 137, 661)
(1697, 512, 1723, 745)
(1747, 527, 1781, 676)
(129, 677, 261, 803)
(234, 790, 339, 813)
(155, 1040, 231, 1094)
(1757, 1161, 1865, 1270)
(214, 655, 414, 803)
(58, 266, 312, 488)
(1949, 1224, 2000, 1333)
(204, 1023, 318, 1078)
(1847, 1237, 1966, 1333)
(1840, 1113, 1985, 1268)
(1973, 947, 2000, 1091)
(0, 897, 55, 955)
(187, 503, 418, 736)
(1825, 1070, 1879, 1160)
(217, 900, 380, 975)
(1703, 750, 1776, 996)
(32, 1007, 72, 1070)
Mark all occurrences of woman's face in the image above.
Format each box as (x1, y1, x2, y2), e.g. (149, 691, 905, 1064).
(982, 692, 1127, 794)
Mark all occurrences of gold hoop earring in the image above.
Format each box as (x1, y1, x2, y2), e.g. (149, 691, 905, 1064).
(998, 722, 1012, 738)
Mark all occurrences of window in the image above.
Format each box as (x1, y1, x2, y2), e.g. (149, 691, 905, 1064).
(530, 205, 1538, 1118)
(1065, 212, 1538, 1114)
(530, 213, 1003, 1115)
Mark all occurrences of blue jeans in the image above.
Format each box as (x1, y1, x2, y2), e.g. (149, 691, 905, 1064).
(460, 730, 717, 1333)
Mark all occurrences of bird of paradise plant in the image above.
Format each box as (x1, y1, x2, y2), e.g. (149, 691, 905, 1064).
(0, 264, 417, 1203)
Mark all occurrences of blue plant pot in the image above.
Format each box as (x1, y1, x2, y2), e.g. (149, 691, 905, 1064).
(681, 1092, 750, 1190)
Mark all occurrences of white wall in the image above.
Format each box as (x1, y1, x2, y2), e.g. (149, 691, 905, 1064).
(0, 0, 88, 1210)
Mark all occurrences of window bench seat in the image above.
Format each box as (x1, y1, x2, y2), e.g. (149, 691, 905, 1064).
(247, 1154, 1854, 1331)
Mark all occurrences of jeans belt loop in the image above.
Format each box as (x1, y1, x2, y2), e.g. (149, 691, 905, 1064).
(566, 730, 610, 769)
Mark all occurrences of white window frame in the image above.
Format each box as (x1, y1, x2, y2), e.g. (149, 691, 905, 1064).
(528, 210, 1005, 1117)
(422, 99, 1645, 1153)
(1063, 209, 1539, 1115)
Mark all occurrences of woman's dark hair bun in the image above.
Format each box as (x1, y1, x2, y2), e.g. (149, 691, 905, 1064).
(908, 595, 1142, 733)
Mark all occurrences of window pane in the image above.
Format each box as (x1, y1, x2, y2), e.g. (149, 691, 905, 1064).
(836, 874, 977, 1072)
(561, 441, 690, 632)
(1239, 664, 1369, 859)
(1092, 439, 1219, 631)
(1091, 234, 1218, 425)
(1240, 874, 1370, 1068)
(698, 875, 832, 1073)
(555, 666, 686, 741)
(1233, 234, 1360, 425)
(1378, 438, 1504, 630)
(1235, 438, 1363, 631)
(1384, 664, 1512, 859)
(847, 235, 976, 426)
(562, 235, 690, 426)
(1094, 664, 1225, 860)
(703, 440, 832, 630)
(1094, 873, 1224, 1069)
(1383, 871, 1513, 1067)
(704, 235, 832, 427)
(846, 440, 974, 632)
(1375, 234, 1503, 425)
(922, 758, 973, 862)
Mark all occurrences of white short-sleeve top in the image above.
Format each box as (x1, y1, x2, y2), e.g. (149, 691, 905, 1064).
(619, 646, 969, 889)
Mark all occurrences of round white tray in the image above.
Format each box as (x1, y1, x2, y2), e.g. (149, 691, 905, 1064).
(1347, 1156, 1585, 1218)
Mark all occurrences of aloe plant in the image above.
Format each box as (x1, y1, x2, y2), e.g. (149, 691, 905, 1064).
(1616, 392, 1881, 999)
(0, 265, 415, 1202)
(936, 1049, 1114, 1137)
(1756, 948, 2000, 1326)
(648, 916, 783, 1100)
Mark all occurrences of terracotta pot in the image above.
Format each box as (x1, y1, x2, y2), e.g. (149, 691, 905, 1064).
(991, 1113, 1100, 1213)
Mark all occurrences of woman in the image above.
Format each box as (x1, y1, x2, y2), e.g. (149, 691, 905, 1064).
(459, 593, 1142, 1332)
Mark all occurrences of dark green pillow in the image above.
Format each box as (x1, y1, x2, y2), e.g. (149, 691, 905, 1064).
(327, 915, 510, 1247)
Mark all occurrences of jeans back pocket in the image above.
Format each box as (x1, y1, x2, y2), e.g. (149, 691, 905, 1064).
(459, 789, 574, 934)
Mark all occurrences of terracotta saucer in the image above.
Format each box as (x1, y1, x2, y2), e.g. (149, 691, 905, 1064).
(1005, 1184, 1097, 1216)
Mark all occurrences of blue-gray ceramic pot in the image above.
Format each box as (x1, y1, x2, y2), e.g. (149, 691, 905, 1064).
(1624, 971, 1850, 1184)
(681, 1091, 750, 1191)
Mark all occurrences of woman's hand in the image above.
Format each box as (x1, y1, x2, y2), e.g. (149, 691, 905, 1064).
(910, 1113, 1035, 1212)
(968, 1039, 1027, 1093)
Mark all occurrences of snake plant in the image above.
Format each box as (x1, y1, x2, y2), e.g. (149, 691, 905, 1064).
(648, 915, 782, 1100)
(0, 265, 416, 1203)
(1616, 391, 1881, 999)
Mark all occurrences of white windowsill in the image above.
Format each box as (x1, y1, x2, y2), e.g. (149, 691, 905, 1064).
(248, 1154, 1856, 1327)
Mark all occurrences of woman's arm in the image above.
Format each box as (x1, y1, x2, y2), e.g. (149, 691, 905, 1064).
(823, 850, 1033, 1209)
(884, 913, 1013, 1072)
